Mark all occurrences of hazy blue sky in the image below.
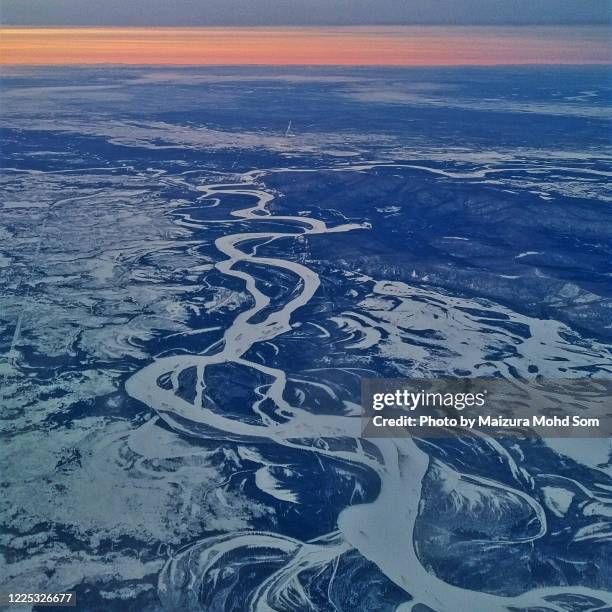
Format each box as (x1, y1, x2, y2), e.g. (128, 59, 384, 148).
(2, 0, 611, 26)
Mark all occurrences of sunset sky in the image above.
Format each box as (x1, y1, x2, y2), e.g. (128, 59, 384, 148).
(1, 26, 610, 66)
(1, 0, 610, 66)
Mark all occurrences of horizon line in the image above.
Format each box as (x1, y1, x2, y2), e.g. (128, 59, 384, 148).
(2, 62, 611, 68)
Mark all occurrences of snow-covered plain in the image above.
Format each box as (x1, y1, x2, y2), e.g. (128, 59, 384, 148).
(1, 66, 611, 611)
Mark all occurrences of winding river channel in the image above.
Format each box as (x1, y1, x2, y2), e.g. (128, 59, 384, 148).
(125, 169, 612, 612)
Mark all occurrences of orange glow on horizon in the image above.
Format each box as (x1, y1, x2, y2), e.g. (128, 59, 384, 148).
(1, 26, 610, 66)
